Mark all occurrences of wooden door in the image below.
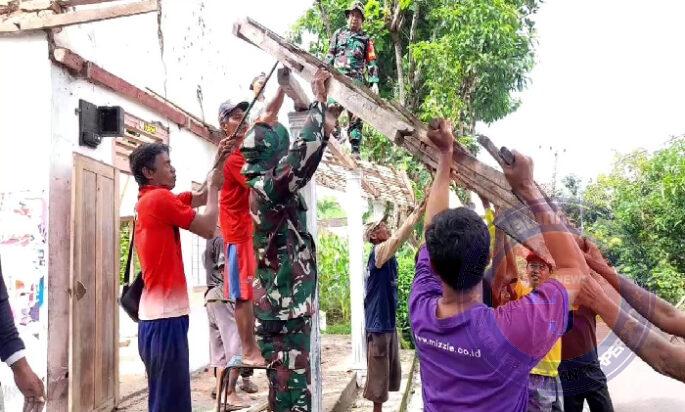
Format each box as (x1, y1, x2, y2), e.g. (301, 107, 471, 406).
(70, 154, 119, 412)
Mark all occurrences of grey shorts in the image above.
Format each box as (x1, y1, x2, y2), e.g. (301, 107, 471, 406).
(206, 301, 241, 368)
(363, 331, 401, 403)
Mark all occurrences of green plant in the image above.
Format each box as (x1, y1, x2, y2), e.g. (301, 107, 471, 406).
(119, 222, 140, 285)
(581, 138, 685, 303)
(395, 243, 418, 348)
(317, 232, 351, 324)
(324, 323, 352, 335)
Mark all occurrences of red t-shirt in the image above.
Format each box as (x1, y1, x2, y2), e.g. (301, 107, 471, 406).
(220, 151, 253, 243)
(135, 186, 196, 320)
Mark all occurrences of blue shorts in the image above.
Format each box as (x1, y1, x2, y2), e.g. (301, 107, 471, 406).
(224, 240, 256, 301)
(138, 316, 191, 412)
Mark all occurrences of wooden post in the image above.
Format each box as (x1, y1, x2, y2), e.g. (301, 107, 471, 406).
(346, 169, 366, 374)
(287, 111, 323, 412)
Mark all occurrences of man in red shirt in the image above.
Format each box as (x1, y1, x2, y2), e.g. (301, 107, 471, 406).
(129, 139, 231, 412)
(217, 90, 284, 367)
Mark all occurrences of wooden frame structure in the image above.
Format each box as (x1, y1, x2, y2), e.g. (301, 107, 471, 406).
(0, 0, 157, 33)
(233, 17, 553, 259)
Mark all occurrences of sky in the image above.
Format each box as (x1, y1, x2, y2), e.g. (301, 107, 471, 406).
(480, 0, 685, 187)
(231, 0, 685, 188)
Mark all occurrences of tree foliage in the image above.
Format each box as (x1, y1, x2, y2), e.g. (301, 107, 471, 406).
(293, 0, 542, 200)
(580, 138, 685, 303)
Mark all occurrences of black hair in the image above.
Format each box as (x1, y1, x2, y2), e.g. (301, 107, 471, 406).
(129, 143, 169, 186)
(249, 73, 267, 90)
(425, 207, 490, 291)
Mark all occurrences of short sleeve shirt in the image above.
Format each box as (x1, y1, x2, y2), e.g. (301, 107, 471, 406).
(135, 186, 196, 320)
(409, 245, 569, 412)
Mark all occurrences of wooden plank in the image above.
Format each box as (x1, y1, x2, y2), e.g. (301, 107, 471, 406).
(52, 47, 220, 144)
(232, 18, 519, 210)
(0, 0, 158, 32)
(57, 0, 123, 6)
(113, 171, 121, 408)
(68, 155, 84, 412)
(94, 173, 105, 407)
(80, 169, 97, 411)
(233, 18, 557, 258)
(98, 173, 117, 406)
(47, 139, 72, 411)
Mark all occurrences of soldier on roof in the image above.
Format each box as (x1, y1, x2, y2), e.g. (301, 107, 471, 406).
(326, 1, 380, 158)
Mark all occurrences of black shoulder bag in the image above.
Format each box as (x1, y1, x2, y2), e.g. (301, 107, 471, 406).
(120, 221, 144, 322)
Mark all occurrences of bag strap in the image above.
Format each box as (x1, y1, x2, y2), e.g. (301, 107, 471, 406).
(124, 220, 136, 285)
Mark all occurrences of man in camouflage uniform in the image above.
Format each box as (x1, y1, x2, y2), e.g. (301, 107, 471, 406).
(326, 1, 379, 157)
(240, 70, 332, 412)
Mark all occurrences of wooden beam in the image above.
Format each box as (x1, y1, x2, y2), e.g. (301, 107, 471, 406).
(0, 0, 157, 33)
(233, 18, 519, 209)
(233, 18, 554, 258)
(327, 137, 357, 170)
(51, 47, 221, 144)
(56, 0, 123, 6)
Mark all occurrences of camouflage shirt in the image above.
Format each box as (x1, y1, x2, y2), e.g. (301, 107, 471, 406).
(241, 102, 328, 321)
(326, 28, 379, 84)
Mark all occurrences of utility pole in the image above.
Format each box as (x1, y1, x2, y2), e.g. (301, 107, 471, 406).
(537, 145, 566, 195)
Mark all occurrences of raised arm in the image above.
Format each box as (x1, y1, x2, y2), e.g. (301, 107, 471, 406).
(502, 152, 589, 304)
(365, 38, 379, 93)
(423, 119, 454, 229)
(256, 86, 286, 126)
(581, 238, 685, 338)
(242, 70, 331, 204)
(191, 136, 236, 207)
(375, 200, 427, 268)
(578, 272, 685, 382)
(491, 226, 520, 306)
(325, 29, 338, 66)
(188, 168, 223, 239)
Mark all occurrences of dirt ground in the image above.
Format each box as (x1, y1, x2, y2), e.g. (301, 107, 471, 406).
(117, 334, 357, 412)
(350, 349, 416, 412)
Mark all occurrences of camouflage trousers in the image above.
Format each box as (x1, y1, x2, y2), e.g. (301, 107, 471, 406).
(328, 76, 364, 151)
(256, 316, 312, 412)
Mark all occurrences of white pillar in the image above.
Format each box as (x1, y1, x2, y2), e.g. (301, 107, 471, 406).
(287, 112, 322, 412)
(346, 169, 366, 373)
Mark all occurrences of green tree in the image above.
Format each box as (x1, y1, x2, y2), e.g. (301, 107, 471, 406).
(293, 0, 542, 200)
(583, 138, 685, 303)
(316, 232, 352, 324)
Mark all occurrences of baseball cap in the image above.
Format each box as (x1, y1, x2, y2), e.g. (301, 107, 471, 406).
(218, 99, 249, 124)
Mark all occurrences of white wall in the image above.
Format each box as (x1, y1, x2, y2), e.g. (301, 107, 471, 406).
(1, 0, 314, 392)
(0, 32, 52, 411)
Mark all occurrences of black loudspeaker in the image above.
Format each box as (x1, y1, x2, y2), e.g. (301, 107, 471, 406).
(78, 99, 124, 148)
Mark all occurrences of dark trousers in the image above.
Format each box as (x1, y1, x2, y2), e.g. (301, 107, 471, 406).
(563, 386, 614, 412)
(138, 315, 191, 412)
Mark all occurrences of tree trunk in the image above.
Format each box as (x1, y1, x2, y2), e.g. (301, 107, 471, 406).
(408, 1, 420, 84)
(407, 2, 421, 111)
(387, 0, 406, 104)
(392, 31, 406, 105)
(317, 0, 332, 39)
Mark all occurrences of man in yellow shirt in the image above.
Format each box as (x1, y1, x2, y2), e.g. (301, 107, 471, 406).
(513, 252, 564, 412)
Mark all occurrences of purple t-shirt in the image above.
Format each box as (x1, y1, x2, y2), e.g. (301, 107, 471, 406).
(410, 245, 569, 412)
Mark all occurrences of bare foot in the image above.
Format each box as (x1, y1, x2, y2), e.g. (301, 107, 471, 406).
(241, 344, 267, 367)
(226, 392, 250, 409)
(240, 377, 258, 394)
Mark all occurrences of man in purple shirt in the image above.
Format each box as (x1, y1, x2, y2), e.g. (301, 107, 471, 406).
(410, 119, 590, 411)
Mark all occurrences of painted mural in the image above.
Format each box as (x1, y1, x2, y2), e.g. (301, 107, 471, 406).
(0, 191, 48, 409)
